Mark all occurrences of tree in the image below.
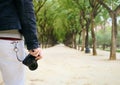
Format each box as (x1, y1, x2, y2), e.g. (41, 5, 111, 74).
(34, 0, 58, 47)
(58, 0, 81, 48)
(89, 0, 101, 55)
(72, 0, 91, 53)
(33, 0, 47, 20)
(97, 0, 120, 60)
(96, 27, 111, 50)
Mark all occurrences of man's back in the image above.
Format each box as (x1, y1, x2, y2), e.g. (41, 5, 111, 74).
(0, 0, 21, 30)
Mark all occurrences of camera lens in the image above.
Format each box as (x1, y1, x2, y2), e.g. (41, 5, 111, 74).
(29, 62, 38, 70)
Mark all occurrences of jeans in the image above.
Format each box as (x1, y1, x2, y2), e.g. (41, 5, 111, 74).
(0, 39, 25, 85)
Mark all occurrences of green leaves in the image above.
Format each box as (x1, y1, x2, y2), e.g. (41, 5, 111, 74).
(33, 0, 120, 48)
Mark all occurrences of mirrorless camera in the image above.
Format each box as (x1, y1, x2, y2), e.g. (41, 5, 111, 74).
(22, 54, 38, 71)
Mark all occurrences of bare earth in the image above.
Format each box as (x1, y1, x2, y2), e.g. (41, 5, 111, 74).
(1, 44, 120, 85)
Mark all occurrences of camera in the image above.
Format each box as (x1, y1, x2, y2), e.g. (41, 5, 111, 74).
(22, 54, 38, 71)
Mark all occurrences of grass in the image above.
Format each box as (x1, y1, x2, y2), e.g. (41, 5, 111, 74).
(105, 49, 120, 53)
(116, 49, 120, 53)
(98, 48, 120, 53)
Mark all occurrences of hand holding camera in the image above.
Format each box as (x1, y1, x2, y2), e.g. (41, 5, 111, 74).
(22, 48, 42, 71)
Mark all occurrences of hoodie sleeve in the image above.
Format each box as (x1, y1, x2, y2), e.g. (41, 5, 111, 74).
(14, 0, 40, 50)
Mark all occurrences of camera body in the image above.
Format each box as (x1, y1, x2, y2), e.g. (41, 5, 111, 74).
(22, 54, 38, 70)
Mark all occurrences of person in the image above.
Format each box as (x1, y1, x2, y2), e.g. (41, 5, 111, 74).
(0, 0, 42, 85)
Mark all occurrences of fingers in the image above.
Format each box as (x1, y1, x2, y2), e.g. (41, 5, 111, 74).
(35, 55, 42, 60)
(29, 48, 42, 60)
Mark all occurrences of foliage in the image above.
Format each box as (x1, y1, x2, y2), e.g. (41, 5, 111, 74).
(33, 0, 120, 54)
(96, 27, 111, 46)
(117, 30, 120, 46)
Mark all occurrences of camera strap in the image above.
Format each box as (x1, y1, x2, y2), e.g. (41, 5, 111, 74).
(11, 41, 23, 62)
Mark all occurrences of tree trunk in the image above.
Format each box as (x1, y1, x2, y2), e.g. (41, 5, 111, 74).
(78, 34, 81, 50)
(85, 22, 90, 53)
(110, 12, 117, 60)
(91, 15, 97, 55)
(81, 29, 86, 51)
(72, 33, 76, 48)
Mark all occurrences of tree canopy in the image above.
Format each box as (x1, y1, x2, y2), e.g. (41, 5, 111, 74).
(33, 0, 120, 60)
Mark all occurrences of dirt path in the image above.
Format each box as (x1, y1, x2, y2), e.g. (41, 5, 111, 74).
(1, 44, 120, 85)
